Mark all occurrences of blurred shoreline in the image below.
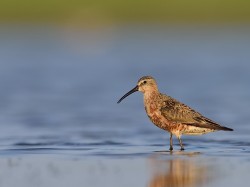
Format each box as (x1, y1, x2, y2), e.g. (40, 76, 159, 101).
(0, 0, 250, 25)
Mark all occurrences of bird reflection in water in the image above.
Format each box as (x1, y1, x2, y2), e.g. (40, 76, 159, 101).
(148, 153, 215, 187)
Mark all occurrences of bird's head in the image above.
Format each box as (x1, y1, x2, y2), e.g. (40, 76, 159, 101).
(117, 76, 158, 103)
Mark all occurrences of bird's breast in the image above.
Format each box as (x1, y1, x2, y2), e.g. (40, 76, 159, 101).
(144, 103, 172, 131)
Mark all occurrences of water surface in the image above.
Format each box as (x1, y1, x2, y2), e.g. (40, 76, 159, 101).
(0, 25, 249, 187)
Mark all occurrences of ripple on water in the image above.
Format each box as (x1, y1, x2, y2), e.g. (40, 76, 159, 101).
(0, 135, 246, 158)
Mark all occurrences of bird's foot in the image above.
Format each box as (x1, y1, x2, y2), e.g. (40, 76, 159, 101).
(180, 147, 185, 151)
(169, 146, 173, 151)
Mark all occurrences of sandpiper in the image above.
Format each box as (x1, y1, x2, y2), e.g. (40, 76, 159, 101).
(117, 76, 233, 151)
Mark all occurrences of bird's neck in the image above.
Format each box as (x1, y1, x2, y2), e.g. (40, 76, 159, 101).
(143, 90, 160, 115)
(143, 90, 160, 103)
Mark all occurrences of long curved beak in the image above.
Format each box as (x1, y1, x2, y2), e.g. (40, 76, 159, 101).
(117, 85, 139, 103)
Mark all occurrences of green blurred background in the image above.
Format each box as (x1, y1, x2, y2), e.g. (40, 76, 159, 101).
(0, 0, 250, 25)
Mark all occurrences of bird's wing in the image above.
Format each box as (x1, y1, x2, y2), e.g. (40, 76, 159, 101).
(160, 95, 231, 131)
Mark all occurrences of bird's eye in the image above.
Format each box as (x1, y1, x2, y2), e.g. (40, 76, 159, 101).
(143, 81, 147, 84)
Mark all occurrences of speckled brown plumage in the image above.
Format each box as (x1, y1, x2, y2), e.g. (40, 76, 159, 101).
(117, 76, 233, 151)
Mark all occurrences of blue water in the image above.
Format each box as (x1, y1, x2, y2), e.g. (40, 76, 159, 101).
(0, 25, 249, 187)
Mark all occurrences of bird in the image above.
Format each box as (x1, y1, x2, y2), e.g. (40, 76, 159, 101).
(117, 76, 233, 151)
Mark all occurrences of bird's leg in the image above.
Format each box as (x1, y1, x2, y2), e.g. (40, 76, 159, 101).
(169, 133, 173, 151)
(178, 136, 185, 151)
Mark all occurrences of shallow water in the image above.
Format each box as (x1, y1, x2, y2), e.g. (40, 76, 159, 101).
(0, 25, 249, 187)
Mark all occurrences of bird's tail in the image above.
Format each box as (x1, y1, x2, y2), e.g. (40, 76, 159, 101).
(219, 126, 233, 131)
(193, 116, 234, 131)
